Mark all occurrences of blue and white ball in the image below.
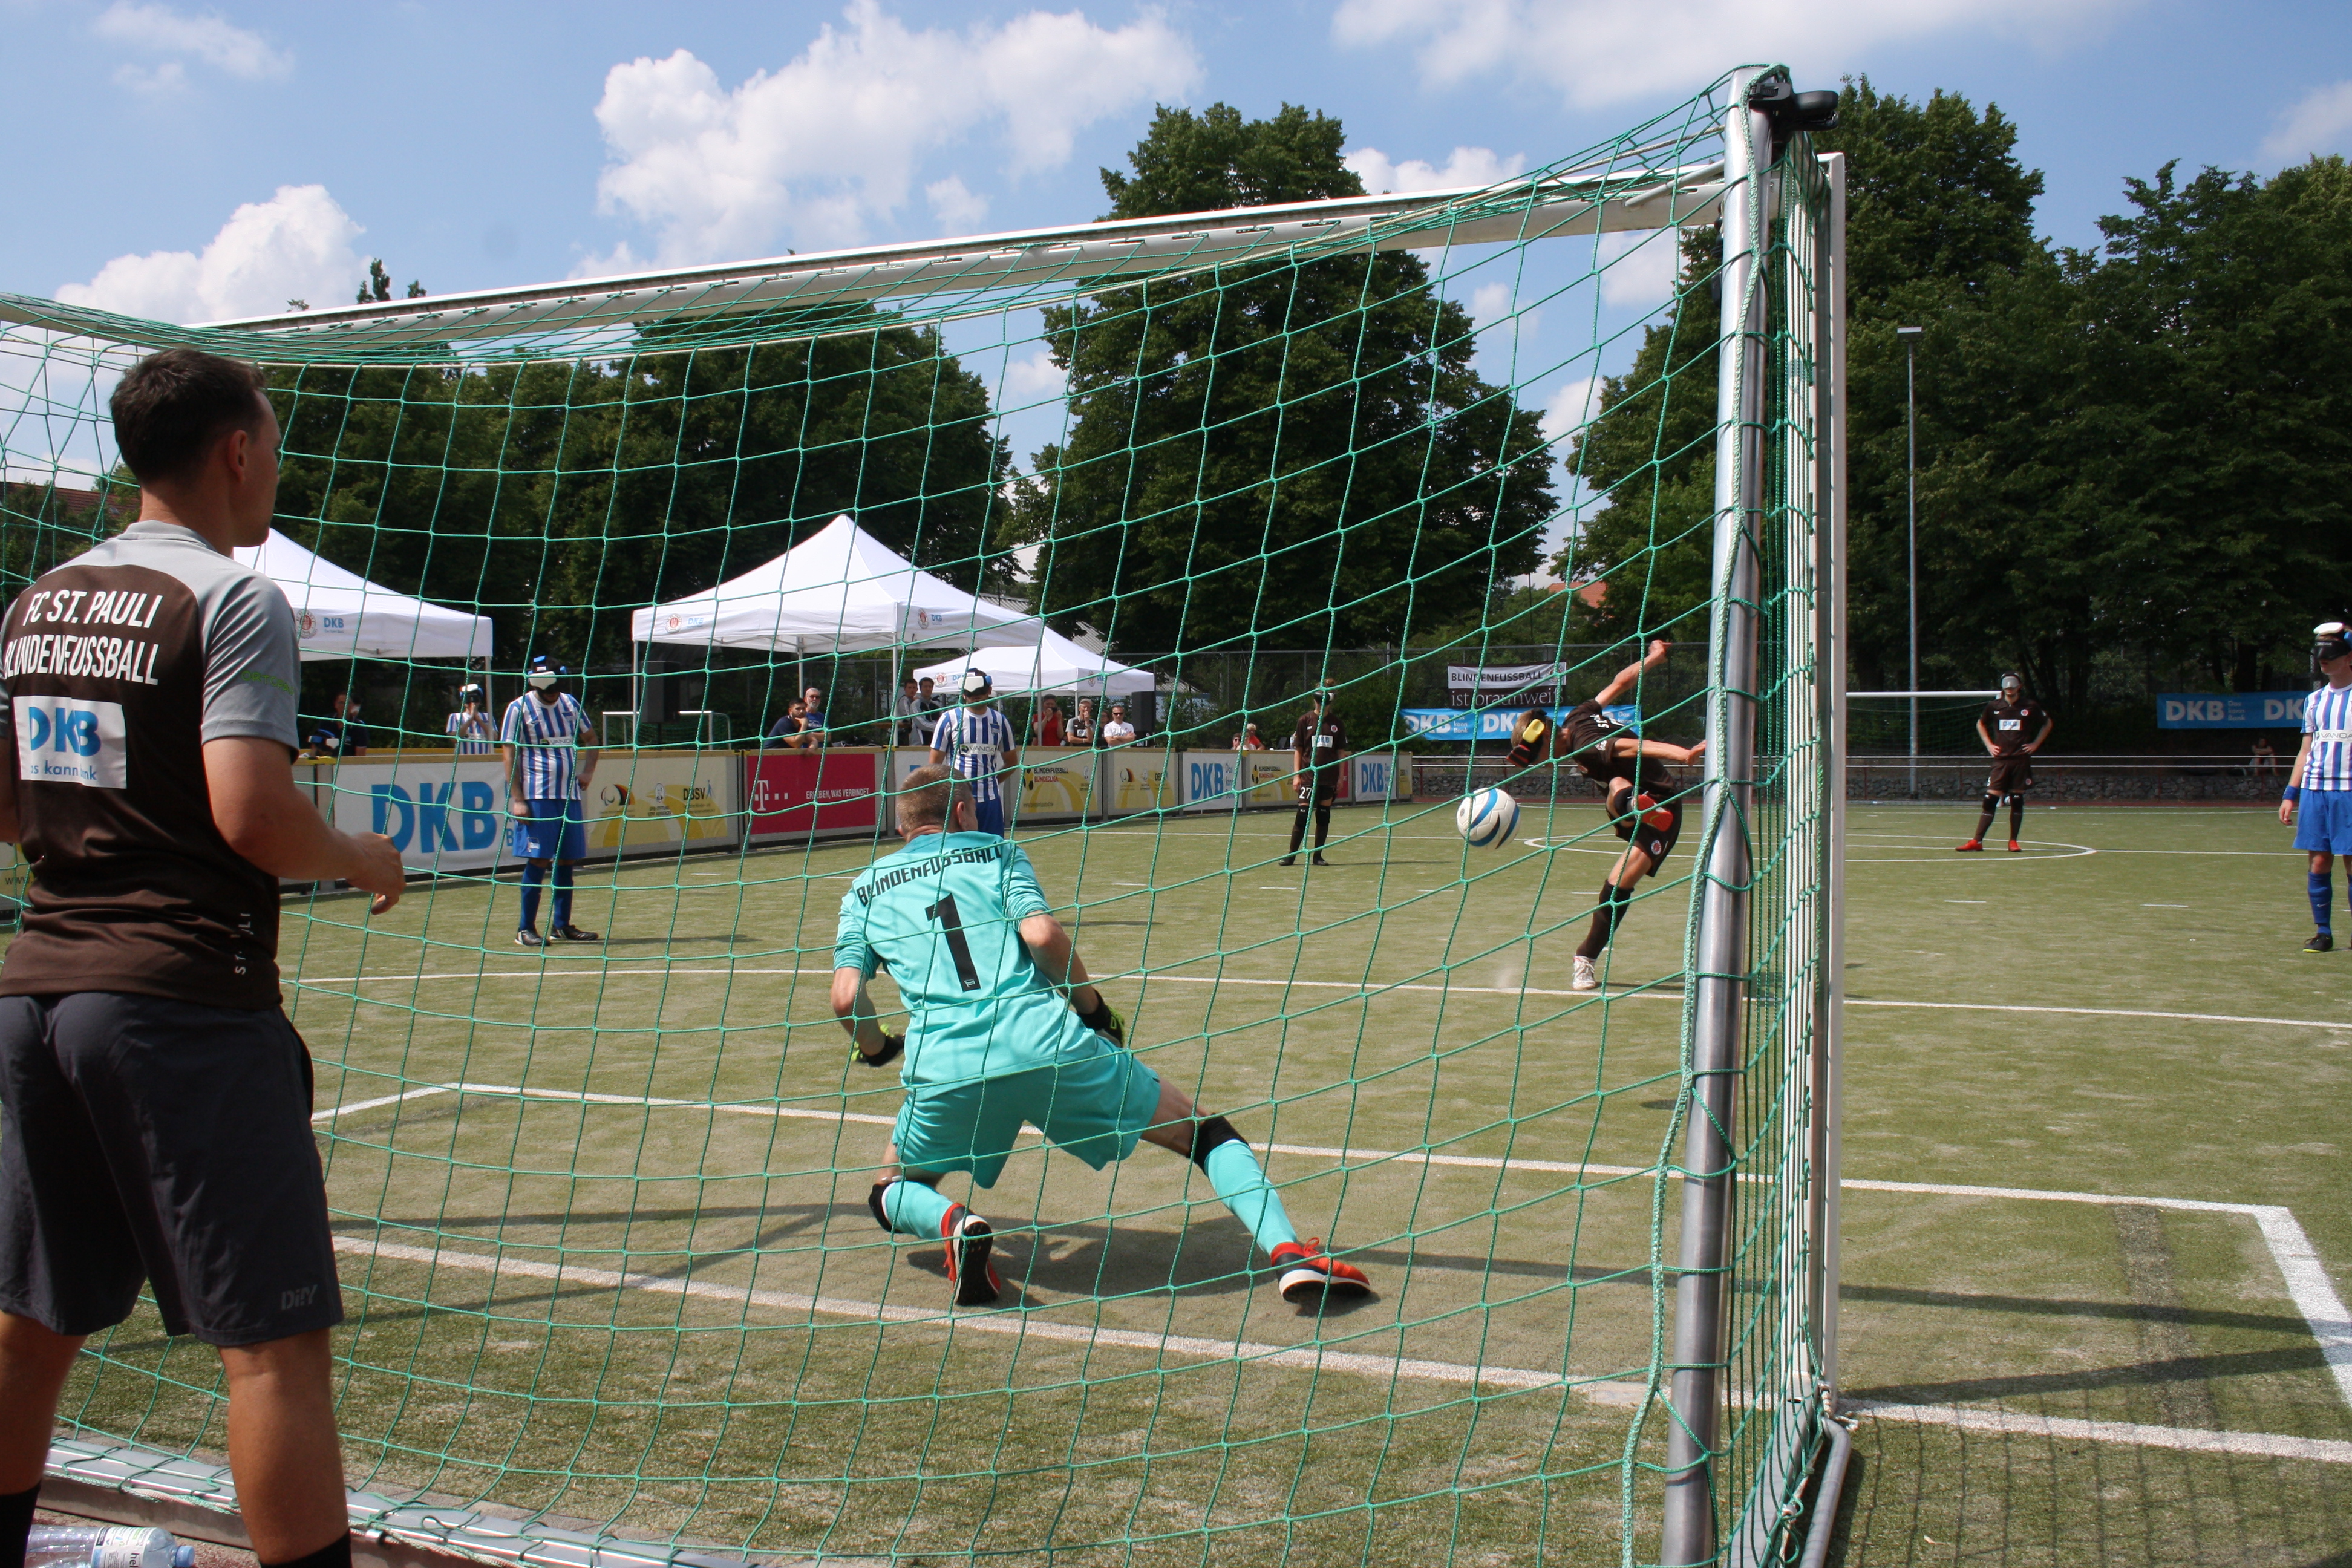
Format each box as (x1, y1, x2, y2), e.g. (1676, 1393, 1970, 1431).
(1456, 788, 1520, 848)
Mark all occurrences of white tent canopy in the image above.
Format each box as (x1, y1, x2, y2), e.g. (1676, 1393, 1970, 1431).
(628, 514, 1035, 655)
(234, 529, 493, 662)
(914, 628, 1156, 699)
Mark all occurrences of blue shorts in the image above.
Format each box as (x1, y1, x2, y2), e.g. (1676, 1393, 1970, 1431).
(892, 1036, 1164, 1189)
(2294, 789, 2352, 855)
(973, 795, 1007, 837)
(511, 798, 586, 862)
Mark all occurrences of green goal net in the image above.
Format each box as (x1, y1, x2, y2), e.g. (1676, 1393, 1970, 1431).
(0, 66, 1840, 1568)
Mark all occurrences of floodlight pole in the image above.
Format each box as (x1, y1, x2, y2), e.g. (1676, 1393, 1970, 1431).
(1898, 325, 1922, 796)
(1661, 71, 1770, 1568)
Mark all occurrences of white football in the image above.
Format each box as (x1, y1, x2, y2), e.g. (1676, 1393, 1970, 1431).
(1457, 787, 1520, 848)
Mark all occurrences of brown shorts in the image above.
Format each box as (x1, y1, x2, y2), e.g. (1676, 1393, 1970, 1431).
(1988, 754, 2035, 795)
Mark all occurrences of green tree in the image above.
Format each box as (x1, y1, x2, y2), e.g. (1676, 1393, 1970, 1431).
(1024, 103, 1552, 656)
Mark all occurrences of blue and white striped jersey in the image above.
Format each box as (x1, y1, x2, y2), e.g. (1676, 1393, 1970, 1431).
(931, 704, 1016, 802)
(2301, 682, 2352, 792)
(501, 691, 590, 799)
(446, 709, 494, 754)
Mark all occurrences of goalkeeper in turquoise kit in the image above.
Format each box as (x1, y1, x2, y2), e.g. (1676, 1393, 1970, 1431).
(832, 765, 1371, 1308)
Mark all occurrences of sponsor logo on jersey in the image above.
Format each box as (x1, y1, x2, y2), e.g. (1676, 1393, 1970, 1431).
(14, 696, 128, 788)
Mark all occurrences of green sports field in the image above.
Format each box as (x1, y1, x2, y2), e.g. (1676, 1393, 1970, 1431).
(41, 800, 2352, 1565)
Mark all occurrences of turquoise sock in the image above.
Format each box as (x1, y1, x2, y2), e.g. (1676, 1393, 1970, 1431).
(881, 1178, 956, 1240)
(1203, 1139, 1298, 1255)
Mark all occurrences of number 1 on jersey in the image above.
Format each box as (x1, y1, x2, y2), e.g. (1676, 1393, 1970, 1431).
(924, 892, 982, 991)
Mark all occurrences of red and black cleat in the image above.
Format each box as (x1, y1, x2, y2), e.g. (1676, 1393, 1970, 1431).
(1270, 1237, 1373, 1305)
(942, 1204, 1001, 1307)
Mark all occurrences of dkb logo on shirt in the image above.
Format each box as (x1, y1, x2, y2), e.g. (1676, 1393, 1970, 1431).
(13, 696, 128, 788)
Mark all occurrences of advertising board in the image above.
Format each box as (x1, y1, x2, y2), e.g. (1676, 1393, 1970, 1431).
(746, 749, 881, 841)
(1102, 749, 1175, 814)
(1014, 748, 1098, 822)
(1180, 752, 1245, 811)
(322, 756, 512, 874)
(1349, 752, 1410, 803)
(584, 751, 740, 855)
(2156, 692, 2310, 729)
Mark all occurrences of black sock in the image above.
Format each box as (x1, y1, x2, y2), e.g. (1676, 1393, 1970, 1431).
(2007, 797, 2024, 840)
(1, 1483, 39, 1568)
(1313, 805, 1331, 848)
(1576, 883, 1629, 959)
(260, 1534, 352, 1568)
(1972, 795, 1996, 840)
(1287, 811, 1308, 854)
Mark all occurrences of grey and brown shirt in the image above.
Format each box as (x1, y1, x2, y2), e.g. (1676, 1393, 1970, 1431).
(0, 520, 301, 1008)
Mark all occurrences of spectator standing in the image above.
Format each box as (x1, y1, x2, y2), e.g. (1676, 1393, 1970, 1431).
(1240, 723, 1266, 750)
(800, 686, 828, 747)
(501, 656, 600, 947)
(310, 691, 367, 757)
(766, 702, 809, 748)
(890, 678, 927, 746)
(929, 670, 1020, 836)
(446, 683, 494, 754)
(916, 676, 945, 726)
(1066, 697, 1098, 746)
(1035, 697, 1065, 747)
(1100, 704, 1138, 747)
(0, 347, 407, 1568)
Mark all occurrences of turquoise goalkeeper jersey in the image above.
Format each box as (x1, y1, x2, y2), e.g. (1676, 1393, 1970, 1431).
(834, 829, 1088, 1086)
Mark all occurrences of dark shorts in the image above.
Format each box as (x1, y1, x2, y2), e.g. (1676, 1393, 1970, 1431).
(1297, 770, 1339, 806)
(510, 797, 587, 862)
(1988, 754, 2035, 795)
(0, 992, 343, 1345)
(1608, 782, 1683, 867)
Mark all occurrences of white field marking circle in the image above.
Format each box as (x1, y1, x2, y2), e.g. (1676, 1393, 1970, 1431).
(1518, 837, 1630, 855)
(1844, 831, 2096, 864)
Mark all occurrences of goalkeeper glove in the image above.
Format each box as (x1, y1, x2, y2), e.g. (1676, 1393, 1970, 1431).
(856, 1028, 904, 1068)
(1504, 714, 1553, 769)
(1076, 993, 1126, 1047)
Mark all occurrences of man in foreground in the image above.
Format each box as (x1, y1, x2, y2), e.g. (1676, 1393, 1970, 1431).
(832, 767, 1370, 1307)
(2283, 621, 2352, 953)
(0, 348, 407, 1568)
(501, 655, 599, 946)
(1956, 673, 2051, 852)
(1504, 639, 1706, 992)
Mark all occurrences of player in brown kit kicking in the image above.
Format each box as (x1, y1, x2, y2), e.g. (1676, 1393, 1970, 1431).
(1504, 639, 1707, 991)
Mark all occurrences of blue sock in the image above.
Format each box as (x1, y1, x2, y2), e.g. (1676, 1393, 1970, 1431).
(2311, 871, 2333, 934)
(519, 862, 546, 931)
(1203, 1139, 1298, 1256)
(881, 1178, 956, 1240)
(552, 862, 575, 927)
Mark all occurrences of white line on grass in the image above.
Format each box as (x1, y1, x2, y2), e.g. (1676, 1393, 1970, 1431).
(312, 1080, 2352, 1415)
(325, 1231, 2352, 1464)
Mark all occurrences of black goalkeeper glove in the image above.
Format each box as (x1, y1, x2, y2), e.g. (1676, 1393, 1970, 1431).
(1076, 993, 1126, 1047)
(856, 1028, 905, 1068)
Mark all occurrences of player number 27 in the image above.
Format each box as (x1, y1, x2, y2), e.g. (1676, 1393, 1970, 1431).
(924, 893, 983, 991)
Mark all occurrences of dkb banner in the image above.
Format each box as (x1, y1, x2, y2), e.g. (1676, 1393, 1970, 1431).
(325, 757, 511, 872)
(2157, 692, 2310, 729)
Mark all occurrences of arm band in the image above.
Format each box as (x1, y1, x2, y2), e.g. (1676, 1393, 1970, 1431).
(2284, 785, 2302, 803)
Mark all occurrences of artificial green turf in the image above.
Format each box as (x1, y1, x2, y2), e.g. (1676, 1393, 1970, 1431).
(33, 801, 2352, 1563)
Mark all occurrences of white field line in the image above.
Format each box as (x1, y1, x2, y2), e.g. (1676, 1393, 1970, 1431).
(1844, 1401, 2352, 1465)
(292, 967, 2352, 1034)
(315, 1082, 2352, 1417)
(329, 1230, 2352, 1465)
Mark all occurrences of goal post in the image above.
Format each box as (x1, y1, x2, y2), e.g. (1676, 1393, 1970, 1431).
(0, 64, 1845, 1568)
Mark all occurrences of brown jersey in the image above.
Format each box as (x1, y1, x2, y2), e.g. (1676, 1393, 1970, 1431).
(1292, 711, 1347, 774)
(1, 521, 302, 1008)
(1980, 697, 2047, 757)
(1560, 700, 1670, 792)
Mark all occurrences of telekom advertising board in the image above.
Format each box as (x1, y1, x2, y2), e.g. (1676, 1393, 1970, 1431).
(746, 750, 881, 841)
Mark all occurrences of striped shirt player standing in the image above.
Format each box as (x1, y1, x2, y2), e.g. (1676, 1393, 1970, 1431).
(928, 670, 1019, 837)
(445, 683, 494, 754)
(501, 656, 600, 946)
(2284, 621, 2352, 953)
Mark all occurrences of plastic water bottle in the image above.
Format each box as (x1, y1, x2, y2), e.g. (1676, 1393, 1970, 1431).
(23, 1526, 196, 1568)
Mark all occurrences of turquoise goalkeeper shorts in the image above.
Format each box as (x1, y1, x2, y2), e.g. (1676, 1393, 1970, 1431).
(891, 1034, 1163, 1189)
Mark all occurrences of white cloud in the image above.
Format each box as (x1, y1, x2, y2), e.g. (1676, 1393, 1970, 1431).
(1333, 0, 2134, 108)
(56, 185, 365, 324)
(1002, 349, 1068, 404)
(2262, 80, 2352, 163)
(112, 62, 187, 96)
(593, 1, 1200, 263)
(94, 2, 292, 82)
(1344, 143, 1523, 194)
(1596, 230, 1681, 309)
(926, 175, 991, 235)
(1539, 374, 1604, 447)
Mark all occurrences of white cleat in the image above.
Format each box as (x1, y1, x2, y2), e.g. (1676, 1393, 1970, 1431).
(1571, 955, 1599, 992)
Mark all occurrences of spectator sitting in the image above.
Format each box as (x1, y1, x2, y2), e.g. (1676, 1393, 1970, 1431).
(2250, 735, 2280, 779)
(891, 677, 926, 746)
(800, 686, 829, 746)
(1035, 697, 1065, 747)
(1240, 722, 1266, 750)
(1101, 704, 1137, 747)
(1066, 697, 1097, 746)
(765, 701, 809, 748)
(309, 691, 367, 757)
